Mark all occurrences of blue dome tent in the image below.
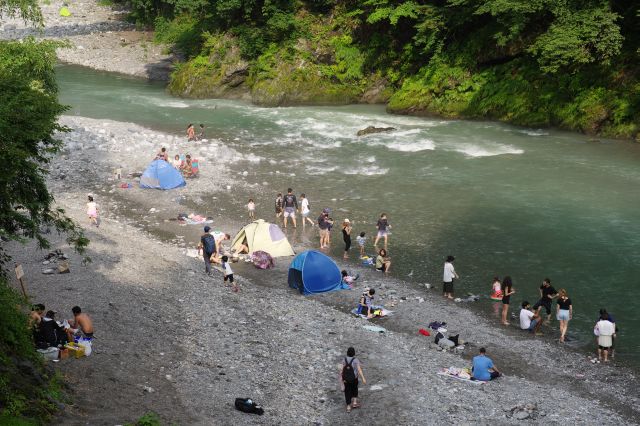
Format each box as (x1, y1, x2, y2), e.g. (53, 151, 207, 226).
(288, 250, 349, 295)
(140, 160, 186, 190)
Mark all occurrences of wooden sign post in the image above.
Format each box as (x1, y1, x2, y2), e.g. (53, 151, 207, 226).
(15, 264, 28, 299)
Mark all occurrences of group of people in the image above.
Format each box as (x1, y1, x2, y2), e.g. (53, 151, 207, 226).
(155, 147, 199, 178)
(186, 123, 205, 141)
(31, 304, 94, 351)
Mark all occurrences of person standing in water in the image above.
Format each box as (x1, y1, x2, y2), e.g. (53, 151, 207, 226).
(86, 195, 99, 227)
(373, 213, 391, 248)
(274, 193, 284, 222)
(187, 123, 196, 141)
(533, 278, 558, 324)
(282, 188, 298, 228)
(556, 289, 573, 343)
(197, 124, 205, 140)
(442, 255, 459, 299)
(299, 193, 315, 227)
(500, 276, 515, 325)
(342, 219, 352, 259)
(247, 198, 256, 220)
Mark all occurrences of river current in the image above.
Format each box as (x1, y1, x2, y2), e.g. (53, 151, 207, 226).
(56, 64, 640, 367)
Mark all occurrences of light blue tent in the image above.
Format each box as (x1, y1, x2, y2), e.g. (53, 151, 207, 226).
(288, 250, 349, 295)
(140, 160, 186, 190)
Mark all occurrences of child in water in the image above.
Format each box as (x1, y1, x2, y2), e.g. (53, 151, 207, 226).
(221, 255, 238, 292)
(247, 199, 256, 220)
(86, 195, 98, 227)
(357, 232, 366, 257)
(490, 277, 503, 300)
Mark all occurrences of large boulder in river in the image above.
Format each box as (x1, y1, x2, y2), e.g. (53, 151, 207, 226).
(357, 126, 396, 136)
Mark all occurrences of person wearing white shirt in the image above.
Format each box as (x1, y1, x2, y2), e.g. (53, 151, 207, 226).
(442, 255, 459, 299)
(594, 314, 616, 362)
(519, 301, 543, 334)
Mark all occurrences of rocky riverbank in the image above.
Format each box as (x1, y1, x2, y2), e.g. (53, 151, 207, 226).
(0, 0, 173, 80)
(5, 116, 638, 424)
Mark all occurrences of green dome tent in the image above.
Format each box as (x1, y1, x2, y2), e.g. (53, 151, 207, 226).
(231, 219, 294, 257)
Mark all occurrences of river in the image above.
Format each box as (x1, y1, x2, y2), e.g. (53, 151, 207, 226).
(56, 64, 640, 367)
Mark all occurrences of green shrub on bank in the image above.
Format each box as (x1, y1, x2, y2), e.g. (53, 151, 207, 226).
(0, 278, 65, 423)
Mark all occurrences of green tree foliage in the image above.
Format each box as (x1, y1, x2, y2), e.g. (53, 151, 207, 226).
(127, 0, 639, 137)
(0, 39, 89, 273)
(0, 0, 43, 26)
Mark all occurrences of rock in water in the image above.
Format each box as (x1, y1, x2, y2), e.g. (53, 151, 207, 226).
(356, 126, 396, 136)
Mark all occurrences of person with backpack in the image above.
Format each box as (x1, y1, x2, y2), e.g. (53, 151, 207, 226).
(340, 347, 366, 413)
(200, 226, 216, 275)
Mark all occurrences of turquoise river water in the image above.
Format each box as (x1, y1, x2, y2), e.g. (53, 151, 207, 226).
(56, 65, 640, 367)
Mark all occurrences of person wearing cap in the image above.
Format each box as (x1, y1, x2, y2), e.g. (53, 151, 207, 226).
(200, 226, 216, 275)
(443, 255, 459, 299)
(342, 219, 352, 259)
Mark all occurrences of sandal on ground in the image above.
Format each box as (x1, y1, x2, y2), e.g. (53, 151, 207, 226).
(346, 405, 352, 413)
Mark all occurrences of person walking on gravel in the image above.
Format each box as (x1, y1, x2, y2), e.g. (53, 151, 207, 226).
(340, 347, 366, 413)
(200, 226, 216, 275)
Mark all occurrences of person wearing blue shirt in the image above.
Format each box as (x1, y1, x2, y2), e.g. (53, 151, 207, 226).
(472, 347, 501, 381)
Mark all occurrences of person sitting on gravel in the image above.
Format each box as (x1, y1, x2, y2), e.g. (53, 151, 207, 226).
(181, 155, 194, 177)
(65, 306, 94, 342)
(30, 303, 45, 327)
(340, 347, 366, 413)
(36, 311, 68, 348)
(471, 347, 501, 381)
(341, 270, 359, 287)
(357, 288, 375, 317)
(171, 154, 183, 169)
(519, 301, 543, 335)
(155, 147, 168, 161)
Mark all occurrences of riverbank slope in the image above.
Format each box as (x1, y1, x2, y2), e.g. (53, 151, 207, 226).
(5, 115, 638, 424)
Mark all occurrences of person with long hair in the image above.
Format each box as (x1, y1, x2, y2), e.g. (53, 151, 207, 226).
(375, 248, 391, 273)
(501, 276, 516, 325)
(342, 219, 352, 259)
(556, 289, 573, 343)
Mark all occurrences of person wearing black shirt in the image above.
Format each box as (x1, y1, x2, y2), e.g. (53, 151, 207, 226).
(556, 289, 573, 343)
(282, 188, 298, 228)
(533, 278, 558, 323)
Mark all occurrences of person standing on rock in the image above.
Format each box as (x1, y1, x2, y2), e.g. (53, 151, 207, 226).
(282, 188, 298, 228)
(442, 255, 459, 299)
(201, 226, 216, 275)
(340, 347, 366, 412)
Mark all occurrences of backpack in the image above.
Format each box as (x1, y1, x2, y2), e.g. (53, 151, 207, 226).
(342, 358, 356, 384)
(202, 234, 216, 255)
(234, 398, 264, 415)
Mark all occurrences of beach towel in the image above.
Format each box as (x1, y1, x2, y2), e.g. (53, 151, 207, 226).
(178, 214, 213, 225)
(437, 368, 485, 385)
(351, 306, 392, 318)
(362, 325, 386, 333)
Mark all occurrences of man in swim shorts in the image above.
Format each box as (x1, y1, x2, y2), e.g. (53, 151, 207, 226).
(533, 278, 558, 324)
(282, 188, 298, 228)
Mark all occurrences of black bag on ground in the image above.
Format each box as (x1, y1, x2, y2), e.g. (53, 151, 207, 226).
(234, 398, 264, 415)
(342, 358, 356, 384)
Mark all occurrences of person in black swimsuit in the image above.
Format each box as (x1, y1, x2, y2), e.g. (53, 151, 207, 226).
(342, 219, 352, 259)
(501, 276, 515, 325)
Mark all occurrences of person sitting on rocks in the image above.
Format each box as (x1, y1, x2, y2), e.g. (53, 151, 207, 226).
(341, 270, 359, 287)
(36, 311, 68, 349)
(471, 347, 501, 381)
(30, 303, 45, 327)
(155, 147, 168, 161)
(181, 155, 194, 177)
(65, 306, 94, 342)
(357, 288, 375, 318)
(519, 301, 543, 335)
(171, 154, 183, 169)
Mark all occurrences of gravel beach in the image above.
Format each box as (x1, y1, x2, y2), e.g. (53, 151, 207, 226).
(5, 116, 639, 425)
(3, 2, 640, 423)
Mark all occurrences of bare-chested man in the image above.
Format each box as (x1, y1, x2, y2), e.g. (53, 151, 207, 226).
(66, 306, 94, 341)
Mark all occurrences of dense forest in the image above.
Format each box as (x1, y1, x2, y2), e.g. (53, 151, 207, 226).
(126, 1, 637, 137)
